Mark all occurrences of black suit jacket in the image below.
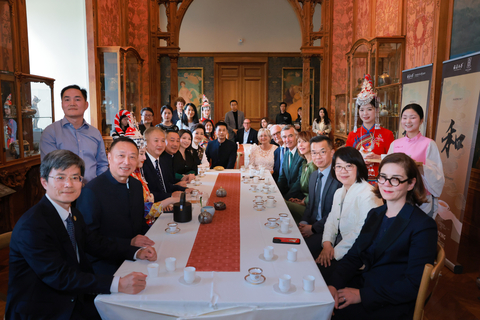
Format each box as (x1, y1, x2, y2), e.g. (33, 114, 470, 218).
(143, 153, 182, 201)
(235, 128, 258, 145)
(277, 150, 305, 199)
(272, 146, 284, 181)
(301, 169, 342, 234)
(205, 139, 237, 169)
(160, 152, 189, 189)
(330, 203, 437, 316)
(76, 170, 147, 275)
(6, 196, 137, 320)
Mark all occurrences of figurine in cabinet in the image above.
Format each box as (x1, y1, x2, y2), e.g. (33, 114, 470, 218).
(3, 94, 17, 149)
(32, 96, 40, 129)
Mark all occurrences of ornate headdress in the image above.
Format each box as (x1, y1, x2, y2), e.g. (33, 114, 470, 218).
(354, 74, 379, 132)
(201, 95, 210, 110)
(113, 109, 146, 148)
(4, 94, 12, 107)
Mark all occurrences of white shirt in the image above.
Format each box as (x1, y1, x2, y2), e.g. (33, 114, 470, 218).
(243, 129, 250, 144)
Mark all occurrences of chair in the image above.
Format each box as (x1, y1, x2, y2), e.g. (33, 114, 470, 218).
(0, 231, 12, 250)
(413, 242, 446, 320)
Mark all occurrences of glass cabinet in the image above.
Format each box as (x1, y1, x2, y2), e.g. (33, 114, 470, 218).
(335, 37, 405, 145)
(97, 46, 144, 136)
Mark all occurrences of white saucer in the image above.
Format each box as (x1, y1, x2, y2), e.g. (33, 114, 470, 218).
(244, 274, 266, 285)
(178, 275, 201, 286)
(277, 229, 292, 234)
(254, 207, 266, 211)
(259, 254, 278, 262)
(273, 283, 296, 294)
(264, 222, 279, 229)
(165, 227, 180, 234)
(250, 189, 260, 193)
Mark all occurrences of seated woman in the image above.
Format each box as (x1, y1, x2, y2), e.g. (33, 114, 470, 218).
(388, 103, 444, 218)
(312, 107, 332, 136)
(316, 147, 383, 283)
(328, 153, 437, 320)
(138, 107, 155, 135)
(191, 123, 209, 167)
(248, 128, 278, 172)
(174, 129, 199, 179)
(203, 119, 215, 141)
(176, 103, 199, 131)
(286, 131, 317, 223)
(156, 105, 179, 132)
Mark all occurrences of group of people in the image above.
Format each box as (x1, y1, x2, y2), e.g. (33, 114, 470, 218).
(6, 74, 445, 320)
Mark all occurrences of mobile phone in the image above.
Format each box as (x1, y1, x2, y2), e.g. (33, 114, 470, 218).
(272, 237, 301, 245)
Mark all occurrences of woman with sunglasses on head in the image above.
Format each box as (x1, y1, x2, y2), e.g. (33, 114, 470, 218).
(328, 153, 437, 320)
(316, 147, 383, 283)
(156, 105, 179, 132)
(387, 103, 444, 218)
(176, 103, 199, 131)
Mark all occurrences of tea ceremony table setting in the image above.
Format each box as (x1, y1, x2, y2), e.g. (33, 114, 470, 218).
(95, 168, 334, 320)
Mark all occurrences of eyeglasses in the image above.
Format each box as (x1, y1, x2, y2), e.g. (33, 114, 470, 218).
(334, 164, 355, 172)
(377, 175, 409, 187)
(312, 150, 328, 157)
(48, 175, 83, 183)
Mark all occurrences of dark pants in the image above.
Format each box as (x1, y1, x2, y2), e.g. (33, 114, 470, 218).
(71, 294, 102, 320)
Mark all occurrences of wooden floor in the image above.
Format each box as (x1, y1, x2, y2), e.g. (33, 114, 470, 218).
(0, 237, 479, 319)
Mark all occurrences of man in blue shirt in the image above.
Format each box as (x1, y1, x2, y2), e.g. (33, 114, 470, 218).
(40, 85, 108, 184)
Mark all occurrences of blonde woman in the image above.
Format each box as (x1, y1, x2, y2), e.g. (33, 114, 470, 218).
(248, 128, 278, 172)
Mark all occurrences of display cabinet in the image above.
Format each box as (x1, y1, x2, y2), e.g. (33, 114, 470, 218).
(336, 37, 405, 145)
(97, 46, 144, 136)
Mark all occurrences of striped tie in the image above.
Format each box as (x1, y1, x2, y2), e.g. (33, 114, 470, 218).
(66, 213, 76, 252)
(155, 159, 167, 193)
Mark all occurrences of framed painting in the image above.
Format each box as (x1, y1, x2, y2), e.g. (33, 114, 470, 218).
(281, 68, 314, 121)
(178, 68, 204, 110)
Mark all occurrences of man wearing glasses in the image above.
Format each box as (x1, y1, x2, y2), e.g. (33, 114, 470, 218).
(6, 150, 156, 320)
(298, 135, 342, 258)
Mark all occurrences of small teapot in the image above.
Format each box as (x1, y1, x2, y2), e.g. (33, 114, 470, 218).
(198, 211, 213, 224)
(216, 186, 227, 197)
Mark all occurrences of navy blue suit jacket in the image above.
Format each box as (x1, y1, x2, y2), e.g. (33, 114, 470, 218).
(330, 203, 437, 317)
(273, 146, 283, 181)
(235, 128, 258, 145)
(76, 170, 147, 275)
(277, 150, 305, 199)
(6, 196, 137, 320)
(205, 139, 237, 169)
(143, 153, 183, 201)
(160, 151, 189, 188)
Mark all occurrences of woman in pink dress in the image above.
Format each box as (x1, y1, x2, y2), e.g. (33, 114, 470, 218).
(248, 128, 278, 172)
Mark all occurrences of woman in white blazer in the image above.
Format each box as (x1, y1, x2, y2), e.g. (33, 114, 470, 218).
(316, 146, 383, 283)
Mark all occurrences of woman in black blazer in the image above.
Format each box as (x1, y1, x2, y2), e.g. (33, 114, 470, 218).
(175, 129, 199, 178)
(328, 153, 438, 320)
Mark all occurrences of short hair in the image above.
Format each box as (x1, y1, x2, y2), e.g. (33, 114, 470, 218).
(257, 128, 272, 140)
(191, 123, 206, 134)
(61, 85, 87, 100)
(401, 103, 424, 120)
(281, 124, 297, 134)
(279, 102, 287, 107)
(110, 136, 139, 152)
(141, 107, 154, 116)
(40, 150, 85, 181)
(144, 126, 165, 140)
(331, 146, 368, 183)
(373, 153, 428, 206)
(230, 100, 238, 105)
(161, 105, 173, 115)
(310, 135, 333, 149)
(175, 97, 186, 105)
(215, 121, 228, 131)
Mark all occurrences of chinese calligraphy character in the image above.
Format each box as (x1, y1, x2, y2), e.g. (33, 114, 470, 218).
(441, 119, 465, 158)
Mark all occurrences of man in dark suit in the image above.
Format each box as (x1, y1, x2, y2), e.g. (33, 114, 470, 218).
(298, 135, 342, 258)
(224, 100, 245, 142)
(271, 125, 286, 181)
(277, 125, 305, 199)
(160, 130, 194, 185)
(236, 118, 258, 145)
(206, 121, 238, 169)
(6, 150, 156, 320)
(76, 137, 155, 276)
(142, 127, 186, 201)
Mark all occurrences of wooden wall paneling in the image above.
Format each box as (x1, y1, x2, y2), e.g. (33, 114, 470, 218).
(370, 0, 376, 37)
(465, 169, 480, 243)
(241, 63, 267, 128)
(86, 0, 99, 129)
(149, 0, 160, 113)
(215, 64, 239, 122)
(15, 0, 29, 73)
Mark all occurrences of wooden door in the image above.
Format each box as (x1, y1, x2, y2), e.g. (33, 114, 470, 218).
(215, 60, 267, 129)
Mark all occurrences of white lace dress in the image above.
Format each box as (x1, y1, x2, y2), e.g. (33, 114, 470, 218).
(248, 144, 278, 172)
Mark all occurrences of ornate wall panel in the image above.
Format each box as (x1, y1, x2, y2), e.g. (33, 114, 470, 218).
(375, 0, 400, 36)
(98, 0, 121, 46)
(405, 0, 436, 69)
(355, 0, 370, 40)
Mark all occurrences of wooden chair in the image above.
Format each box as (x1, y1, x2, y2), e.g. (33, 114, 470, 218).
(413, 242, 446, 320)
(0, 231, 12, 250)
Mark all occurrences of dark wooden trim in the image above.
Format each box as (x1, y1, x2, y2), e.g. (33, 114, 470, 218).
(179, 52, 302, 57)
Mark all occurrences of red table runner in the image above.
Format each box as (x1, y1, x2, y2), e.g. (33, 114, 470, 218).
(186, 173, 241, 272)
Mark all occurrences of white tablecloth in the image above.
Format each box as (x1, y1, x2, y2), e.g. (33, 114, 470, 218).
(95, 170, 334, 320)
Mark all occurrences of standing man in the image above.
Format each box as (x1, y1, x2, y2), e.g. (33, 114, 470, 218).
(40, 85, 108, 184)
(6, 150, 156, 320)
(277, 125, 304, 199)
(205, 121, 238, 169)
(276, 102, 293, 125)
(76, 137, 155, 276)
(271, 125, 285, 180)
(172, 97, 185, 125)
(236, 118, 258, 145)
(298, 136, 341, 258)
(224, 100, 245, 142)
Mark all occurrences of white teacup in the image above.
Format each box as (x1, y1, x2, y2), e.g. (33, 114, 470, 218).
(287, 248, 297, 262)
(280, 221, 289, 234)
(253, 176, 259, 183)
(248, 267, 263, 282)
(303, 275, 315, 292)
(267, 217, 278, 227)
(264, 246, 274, 260)
(184, 267, 196, 284)
(255, 195, 263, 202)
(195, 180, 201, 186)
(266, 198, 276, 207)
(165, 257, 176, 272)
(147, 263, 159, 278)
(279, 213, 289, 223)
(254, 202, 265, 210)
(191, 190, 199, 198)
(190, 179, 196, 185)
(244, 178, 251, 184)
(279, 274, 291, 293)
(168, 222, 178, 232)
(250, 185, 257, 190)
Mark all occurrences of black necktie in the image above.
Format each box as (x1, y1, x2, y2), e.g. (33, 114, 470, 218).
(313, 172, 324, 221)
(155, 159, 167, 193)
(66, 213, 76, 252)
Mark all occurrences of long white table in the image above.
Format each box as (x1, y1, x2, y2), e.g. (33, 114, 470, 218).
(95, 170, 334, 320)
